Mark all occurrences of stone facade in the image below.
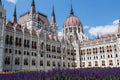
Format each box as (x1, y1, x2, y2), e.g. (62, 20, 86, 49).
(0, 0, 120, 72)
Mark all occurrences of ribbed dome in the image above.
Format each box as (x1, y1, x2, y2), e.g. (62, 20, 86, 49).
(64, 15, 82, 27)
(63, 5, 82, 27)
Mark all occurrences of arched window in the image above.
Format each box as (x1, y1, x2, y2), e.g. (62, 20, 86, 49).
(109, 60, 113, 66)
(19, 38, 22, 47)
(5, 35, 9, 44)
(63, 62, 65, 67)
(63, 48, 65, 53)
(15, 58, 20, 65)
(110, 46, 112, 52)
(10, 36, 13, 45)
(32, 59, 36, 66)
(116, 54, 118, 57)
(88, 62, 91, 67)
(53, 61, 56, 66)
(114, 45, 117, 52)
(41, 42, 44, 50)
(40, 60, 43, 66)
(15, 37, 18, 46)
(82, 62, 85, 67)
(102, 60, 105, 66)
(24, 39, 26, 47)
(47, 61, 50, 66)
(95, 61, 98, 66)
(5, 56, 10, 65)
(58, 62, 60, 67)
(24, 58, 28, 65)
(68, 63, 70, 67)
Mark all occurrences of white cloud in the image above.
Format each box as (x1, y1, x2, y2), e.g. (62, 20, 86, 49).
(84, 26, 89, 29)
(88, 19, 119, 37)
(58, 32, 62, 36)
(7, 0, 17, 4)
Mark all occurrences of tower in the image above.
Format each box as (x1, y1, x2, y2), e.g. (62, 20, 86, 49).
(0, 0, 6, 72)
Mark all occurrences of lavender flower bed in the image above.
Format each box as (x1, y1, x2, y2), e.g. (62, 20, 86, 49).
(0, 68, 120, 80)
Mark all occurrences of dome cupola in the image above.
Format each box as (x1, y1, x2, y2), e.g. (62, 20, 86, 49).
(63, 5, 82, 28)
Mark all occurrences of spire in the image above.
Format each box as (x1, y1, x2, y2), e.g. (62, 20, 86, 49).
(118, 20, 120, 33)
(30, 0, 36, 14)
(51, 6, 56, 24)
(0, 0, 2, 6)
(12, 5, 17, 23)
(70, 4, 74, 15)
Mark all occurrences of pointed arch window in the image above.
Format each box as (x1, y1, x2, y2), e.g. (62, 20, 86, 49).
(5, 56, 10, 65)
(32, 59, 36, 66)
(24, 58, 28, 65)
(15, 57, 20, 65)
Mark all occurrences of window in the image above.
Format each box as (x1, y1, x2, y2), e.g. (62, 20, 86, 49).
(58, 62, 61, 67)
(10, 36, 13, 45)
(40, 60, 43, 66)
(9, 49, 12, 53)
(19, 50, 21, 55)
(32, 59, 36, 66)
(52, 46, 56, 52)
(5, 35, 9, 44)
(81, 50, 85, 55)
(68, 63, 70, 67)
(24, 58, 28, 65)
(5, 57, 10, 65)
(109, 60, 113, 66)
(82, 62, 85, 67)
(15, 58, 20, 65)
(114, 45, 117, 52)
(5, 48, 8, 53)
(0, 12, 2, 17)
(69, 28, 72, 32)
(88, 62, 91, 67)
(102, 60, 105, 66)
(15, 37, 18, 46)
(117, 60, 119, 65)
(116, 54, 118, 57)
(63, 62, 66, 67)
(95, 61, 98, 66)
(57, 47, 61, 53)
(47, 61, 50, 66)
(19, 38, 22, 47)
(41, 43, 44, 50)
(53, 61, 56, 66)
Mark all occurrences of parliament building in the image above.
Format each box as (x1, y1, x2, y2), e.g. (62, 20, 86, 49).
(0, 0, 120, 72)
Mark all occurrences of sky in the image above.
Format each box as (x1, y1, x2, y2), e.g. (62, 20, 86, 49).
(2, 0, 120, 39)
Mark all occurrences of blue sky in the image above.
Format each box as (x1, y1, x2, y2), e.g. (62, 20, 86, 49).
(2, 0, 120, 39)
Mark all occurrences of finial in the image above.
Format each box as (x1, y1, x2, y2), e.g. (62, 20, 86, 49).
(31, 0, 35, 7)
(70, 4, 74, 15)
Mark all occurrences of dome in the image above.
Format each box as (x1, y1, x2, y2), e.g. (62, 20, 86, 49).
(64, 15, 82, 27)
(63, 5, 82, 27)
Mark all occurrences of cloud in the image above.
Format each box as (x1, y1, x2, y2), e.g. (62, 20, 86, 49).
(88, 19, 119, 37)
(58, 32, 62, 36)
(84, 26, 89, 29)
(7, 0, 17, 4)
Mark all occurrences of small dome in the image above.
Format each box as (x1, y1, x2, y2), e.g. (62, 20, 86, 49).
(64, 15, 82, 27)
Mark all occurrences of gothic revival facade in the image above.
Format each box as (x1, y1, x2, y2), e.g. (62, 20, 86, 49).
(0, 0, 120, 72)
